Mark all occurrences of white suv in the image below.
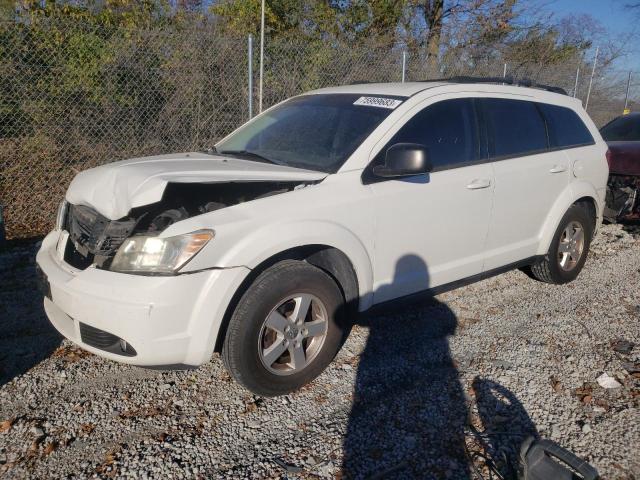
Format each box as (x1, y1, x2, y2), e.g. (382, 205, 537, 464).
(36, 80, 609, 396)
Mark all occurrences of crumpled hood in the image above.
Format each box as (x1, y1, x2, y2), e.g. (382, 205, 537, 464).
(66, 152, 327, 219)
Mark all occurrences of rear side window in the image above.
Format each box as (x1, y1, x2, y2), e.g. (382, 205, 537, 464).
(600, 115, 640, 142)
(538, 103, 594, 147)
(482, 98, 548, 158)
(383, 98, 480, 170)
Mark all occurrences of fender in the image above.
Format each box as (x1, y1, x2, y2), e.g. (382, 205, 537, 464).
(192, 220, 375, 311)
(537, 181, 600, 256)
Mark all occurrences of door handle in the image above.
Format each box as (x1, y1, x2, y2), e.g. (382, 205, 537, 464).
(549, 165, 567, 173)
(466, 178, 491, 190)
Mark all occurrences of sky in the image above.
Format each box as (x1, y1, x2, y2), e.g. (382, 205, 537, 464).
(538, 0, 639, 71)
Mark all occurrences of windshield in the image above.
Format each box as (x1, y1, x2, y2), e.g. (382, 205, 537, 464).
(600, 115, 640, 142)
(216, 94, 403, 173)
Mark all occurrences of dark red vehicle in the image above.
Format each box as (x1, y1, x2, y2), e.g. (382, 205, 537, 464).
(600, 113, 640, 221)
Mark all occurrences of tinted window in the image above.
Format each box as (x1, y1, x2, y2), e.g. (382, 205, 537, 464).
(600, 115, 640, 142)
(383, 98, 480, 170)
(216, 94, 398, 173)
(538, 103, 594, 147)
(483, 98, 548, 157)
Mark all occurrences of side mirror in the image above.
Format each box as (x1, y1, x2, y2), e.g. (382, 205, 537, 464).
(372, 143, 432, 178)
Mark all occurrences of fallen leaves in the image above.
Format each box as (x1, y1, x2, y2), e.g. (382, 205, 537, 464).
(119, 403, 170, 419)
(574, 383, 594, 404)
(458, 316, 481, 330)
(95, 448, 120, 477)
(0, 419, 14, 432)
(79, 423, 95, 436)
(241, 395, 265, 414)
(43, 441, 58, 456)
(52, 345, 92, 363)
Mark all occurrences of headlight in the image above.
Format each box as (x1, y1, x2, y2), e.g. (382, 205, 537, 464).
(55, 200, 68, 230)
(110, 230, 214, 274)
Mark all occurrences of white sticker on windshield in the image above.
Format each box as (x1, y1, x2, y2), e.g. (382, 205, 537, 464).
(353, 96, 402, 109)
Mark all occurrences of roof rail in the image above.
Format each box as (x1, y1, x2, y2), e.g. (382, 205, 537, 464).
(422, 76, 568, 95)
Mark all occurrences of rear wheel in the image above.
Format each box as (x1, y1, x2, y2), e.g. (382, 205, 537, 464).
(529, 204, 594, 284)
(222, 260, 347, 396)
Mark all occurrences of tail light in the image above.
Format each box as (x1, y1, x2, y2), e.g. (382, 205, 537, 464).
(605, 148, 612, 169)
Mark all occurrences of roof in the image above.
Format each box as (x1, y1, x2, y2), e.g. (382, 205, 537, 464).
(306, 80, 571, 100)
(308, 82, 447, 97)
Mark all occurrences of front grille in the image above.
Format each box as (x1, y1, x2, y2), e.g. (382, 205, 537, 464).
(65, 204, 136, 259)
(79, 323, 137, 357)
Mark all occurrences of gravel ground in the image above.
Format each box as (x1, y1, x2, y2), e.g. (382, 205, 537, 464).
(0, 223, 639, 480)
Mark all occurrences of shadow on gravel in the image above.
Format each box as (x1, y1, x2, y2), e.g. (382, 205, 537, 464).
(340, 254, 541, 479)
(342, 254, 469, 479)
(0, 241, 62, 387)
(620, 221, 640, 236)
(469, 378, 539, 479)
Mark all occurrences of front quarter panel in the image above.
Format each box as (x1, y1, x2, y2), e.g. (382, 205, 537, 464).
(162, 171, 377, 310)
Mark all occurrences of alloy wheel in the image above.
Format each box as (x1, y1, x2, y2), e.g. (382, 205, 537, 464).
(258, 293, 329, 375)
(557, 220, 585, 271)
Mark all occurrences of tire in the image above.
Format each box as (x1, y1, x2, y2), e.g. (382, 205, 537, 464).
(222, 260, 348, 396)
(529, 203, 594, 284)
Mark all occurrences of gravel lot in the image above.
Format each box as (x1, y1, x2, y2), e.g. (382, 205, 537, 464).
(1, 223, 639, 479)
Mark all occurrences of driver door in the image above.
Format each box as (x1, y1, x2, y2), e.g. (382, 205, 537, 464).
(368, 97, 494, 304)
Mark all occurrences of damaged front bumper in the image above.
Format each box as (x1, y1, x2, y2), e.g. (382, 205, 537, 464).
(36, 230, 250, 367)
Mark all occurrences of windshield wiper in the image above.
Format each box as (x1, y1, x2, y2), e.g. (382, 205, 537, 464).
(217, 149, 279, 165)
(201, 145, 218, 154)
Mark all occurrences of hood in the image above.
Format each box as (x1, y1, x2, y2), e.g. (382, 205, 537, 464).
(66, 152, 327, 219)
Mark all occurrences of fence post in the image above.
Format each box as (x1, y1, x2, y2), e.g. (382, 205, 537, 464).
(585, 46, 599, 111)
(503, 63, 507, 78)
(248, 35, 253, 119)
(258, 0, 265, 114)
(401, 51, 407, 83)
(573, 67, 580, 98)
(624, 71, 632, 112)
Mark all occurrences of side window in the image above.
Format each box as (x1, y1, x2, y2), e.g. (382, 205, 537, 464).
(538, 103, 594, 147)
(483, 98, 548, 158)
(382, 98, 480, 170)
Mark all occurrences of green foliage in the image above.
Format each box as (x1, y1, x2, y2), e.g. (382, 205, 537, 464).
(210, 0, 338, 36)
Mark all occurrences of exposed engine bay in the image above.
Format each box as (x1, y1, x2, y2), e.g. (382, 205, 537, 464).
(604, 174, 640, 223)
(63, 181, 308, 270)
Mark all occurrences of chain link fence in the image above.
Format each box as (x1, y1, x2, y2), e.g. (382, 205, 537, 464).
(1, 19, 636, 239)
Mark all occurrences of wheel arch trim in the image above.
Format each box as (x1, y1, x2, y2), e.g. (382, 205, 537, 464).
(537, 182, 601, 256)
(212, 243, 365, 353)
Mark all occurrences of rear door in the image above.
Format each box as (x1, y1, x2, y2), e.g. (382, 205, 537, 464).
(368, 97, 494, 303)
(481, 98, 570, 270)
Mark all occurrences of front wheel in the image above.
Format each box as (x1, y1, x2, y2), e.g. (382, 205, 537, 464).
(222, 260, 348, 396)
(529, 204, 594, 284)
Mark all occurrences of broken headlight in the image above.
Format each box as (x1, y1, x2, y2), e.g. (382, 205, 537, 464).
(110, 230, 214, 274)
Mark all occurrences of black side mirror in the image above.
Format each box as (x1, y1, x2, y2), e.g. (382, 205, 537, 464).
(372, 143, 432, 178)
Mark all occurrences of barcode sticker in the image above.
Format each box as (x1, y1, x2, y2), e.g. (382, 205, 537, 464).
(353, 96, 402, 109)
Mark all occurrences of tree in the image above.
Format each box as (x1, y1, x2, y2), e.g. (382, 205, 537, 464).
(418, 0, 445, 70)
